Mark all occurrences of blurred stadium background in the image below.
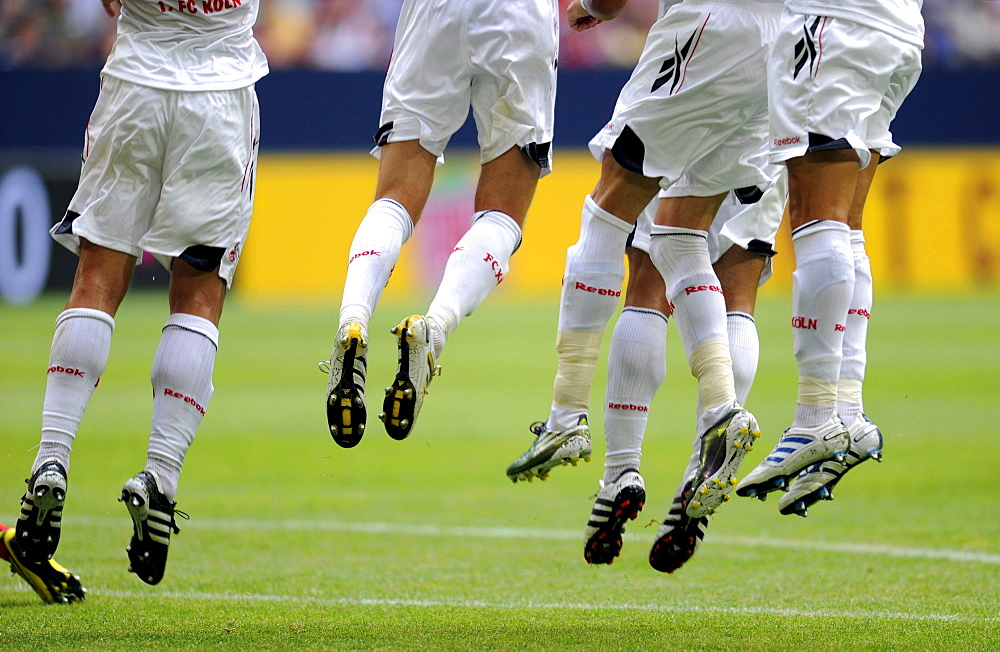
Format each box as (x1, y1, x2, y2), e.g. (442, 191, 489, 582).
(1, 4, 998, 642)
(1, 0, 999, 306)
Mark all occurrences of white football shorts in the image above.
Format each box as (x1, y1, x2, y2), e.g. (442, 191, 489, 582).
(52, 76, 260, 287)
(589, 0, 781, 195)
(768, 11, 923, 167)
(374, 0, 558, 174)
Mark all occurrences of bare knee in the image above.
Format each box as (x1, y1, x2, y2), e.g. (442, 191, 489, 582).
(786, 150, 861, 229)
(589, 152, 660, 223)
(713, 246, 766, 316)
(168, 257, 227, 326)
(374, 140, 437, 221)
(66, 239, 137, 316)
(475, 147, 542, 223)
(624, 248, 671, 314)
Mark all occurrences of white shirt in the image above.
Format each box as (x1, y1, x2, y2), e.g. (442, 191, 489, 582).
(102, 0, 269, 91)
(785, 0, 924, 48)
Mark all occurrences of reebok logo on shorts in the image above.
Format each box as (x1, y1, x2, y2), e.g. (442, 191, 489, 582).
(651, 17, 709, 95)
(793, 16, 826, 79)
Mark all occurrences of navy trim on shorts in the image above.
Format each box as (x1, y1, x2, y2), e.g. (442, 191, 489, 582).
(733, 185, 765, 205)
(746, 238, 777, 258)
(806, 133, 852, 154)
(521, 141, 551, 169)
(178, 245, 225, 273)
(373, 122, 394, 147)
(611, 125, 645, 174)
(53, 210, 80, 236)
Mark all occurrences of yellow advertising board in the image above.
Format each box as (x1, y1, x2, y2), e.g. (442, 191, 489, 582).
(242, 149, 1000, 301)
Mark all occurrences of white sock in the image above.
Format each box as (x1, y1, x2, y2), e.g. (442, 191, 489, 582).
(837, 230, 871, 424)
(425, 210, 521, 358)
(837, 388, 864, 425)
(791, 220, 854, 427)
(648, 225, 736, 433)
(603, 307, 667, 483)
(727, 311, 759, 405)
(557, 195, 632, 332)
(548, 197, 632, 430)
(340, 198, 414, 328)
(147, 314, 218, 501)
(33, 442, 72, 474)
(34, 308, 115, 474)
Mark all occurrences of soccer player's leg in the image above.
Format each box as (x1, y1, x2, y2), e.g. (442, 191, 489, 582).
(836, 153, 885, 462)
(329, 140, 432, 446)
(17, 240, 128, 563)
(584, 256, 666, 562)
(647, 194, 760, 517)
(121, 255, 222, 585)
(509, 148, 659, 482)
(506, 193, 630, 481)
(649, 192, 777, 573)
(352, 0, 472, 441)
(381, 146, 529, 440)
(782, 154, 884, 515)
(686, 242, 774, 518)
(743, 13, 916, 503)
(6, 238, 131, 595)
(506, 196, 629, 480)
(738, 151, 860, 501)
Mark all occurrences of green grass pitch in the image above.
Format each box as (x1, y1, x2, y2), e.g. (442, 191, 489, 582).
(1, 292, 998, 649)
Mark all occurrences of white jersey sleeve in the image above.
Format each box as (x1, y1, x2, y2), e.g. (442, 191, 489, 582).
(101, 0, 269, 91)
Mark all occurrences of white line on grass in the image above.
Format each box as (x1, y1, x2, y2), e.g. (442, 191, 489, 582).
(51, 516, 1000, 565)
(11, 587, 990, 623)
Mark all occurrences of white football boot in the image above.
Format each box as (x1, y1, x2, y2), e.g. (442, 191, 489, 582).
(736, 414, 850, 501)
(778, 414, 883, 517)
(506, 416, 593, 483)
